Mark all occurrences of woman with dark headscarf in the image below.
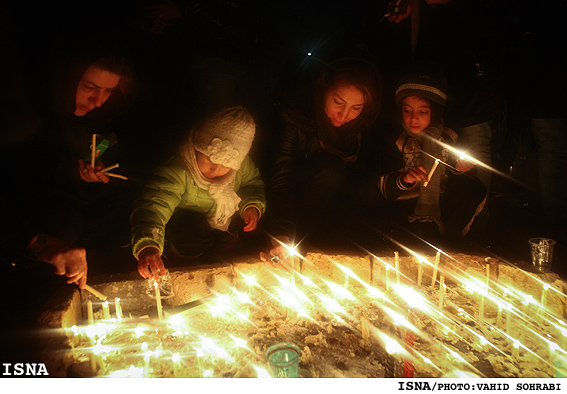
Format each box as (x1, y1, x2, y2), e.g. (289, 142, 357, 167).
(262, 50, 383, 261)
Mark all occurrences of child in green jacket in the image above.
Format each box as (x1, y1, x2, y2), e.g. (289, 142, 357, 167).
(131, 106, 266, 278)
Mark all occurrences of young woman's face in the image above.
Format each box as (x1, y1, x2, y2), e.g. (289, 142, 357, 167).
(196, 151, 231, 179)
(74, 66, 121, 116)
(401, 96, 431, 134)
(323, 82, 366, 127)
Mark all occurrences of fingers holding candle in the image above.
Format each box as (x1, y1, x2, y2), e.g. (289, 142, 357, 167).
(423, 159, 440, 187)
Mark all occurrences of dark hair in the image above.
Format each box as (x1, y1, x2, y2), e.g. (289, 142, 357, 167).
(89, 55, 133, 94)
(316, 57, 382, 126)
(399, 95, 445, 126)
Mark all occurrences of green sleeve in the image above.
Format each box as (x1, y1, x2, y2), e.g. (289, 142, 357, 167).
(131, 159, 187, 258)
(237, 155, 266, 217)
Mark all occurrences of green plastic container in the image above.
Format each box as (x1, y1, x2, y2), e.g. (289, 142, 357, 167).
(265, 342, 301, 378)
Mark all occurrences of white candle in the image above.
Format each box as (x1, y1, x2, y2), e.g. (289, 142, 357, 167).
(431, 252, 440, 287)
(417, 258, 423, 286)
(369, 256, 374, 284)
(361, 316, 370, 340)
(423, 159, 440, 187)
(155, 282, 163, 320)
(87, 299, 94, 325)
(115, 297, 123, 321)
(496, 304, 503, 327)
(91, 134, 96, 167)
(506, 306, 511, 333)
(438, 274, 445, 309)
(385, 265, 390, 292)
(102, 300, 111, 320)
(84, 284, 107, 301)
(172, 353, 182, 377)
(395, 251, 400, 285)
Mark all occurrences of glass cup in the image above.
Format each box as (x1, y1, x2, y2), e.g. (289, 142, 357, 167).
(265, 342, 301, 378)
(146, 270, 174, 299)
(529, 238, 556, 273)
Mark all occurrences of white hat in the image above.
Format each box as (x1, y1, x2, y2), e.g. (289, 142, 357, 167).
(192, 106, 256, 170)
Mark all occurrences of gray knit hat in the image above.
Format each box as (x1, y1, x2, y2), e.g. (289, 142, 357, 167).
(193, 106, 256, 170)
(395, 72, 448, 106)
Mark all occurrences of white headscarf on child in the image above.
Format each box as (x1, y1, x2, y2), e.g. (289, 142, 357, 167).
(180, 106, 256, 231)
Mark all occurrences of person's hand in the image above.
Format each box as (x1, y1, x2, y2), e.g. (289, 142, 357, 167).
(403, 165, 428, 184)
(387, 2, 411, 23)
(137, 247, 166, 279)
(260, 235, 291, 265)
(456, 158, 474, 173)
(243, 206, 259, 232)
(79, 159, 110, 183)
(28, 234, 88, 288)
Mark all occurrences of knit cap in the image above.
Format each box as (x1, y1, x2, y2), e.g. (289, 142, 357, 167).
(193, 106, 256, 170)
(395, 71, 448, 106)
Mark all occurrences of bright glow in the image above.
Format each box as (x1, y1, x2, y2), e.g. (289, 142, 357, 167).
(298, 274, 317, 287)
(71, 325, 79, 334)
(229, 335, 248, 348)
(253, 365, 272, 378)
(522, 294, 534, 305)
(324, 281, 355, 300)
(317, 294, 345, 314)
(446, 370, 481, 378)
(110, 365, 144, 378)
(201, 337, 232, 360)
(169, 314, 184, 328)
(203, 370, 213, 377)
(141, 342, 148, 351)
(382, 306, 415, 329)
(550, 342, 561, 353)
(307, 52, 312, 56)
(393, 284, 430, 311)
(449, 350, 466, 363)
(336, 264, 357, 279)
(234, 290, 252, 304)
(362, 282, 387, 300)
(378, 332, 409, 356)
(134, 326, 145, 338)
(242, 273, 258, 286)
(172, 353, 181, 363)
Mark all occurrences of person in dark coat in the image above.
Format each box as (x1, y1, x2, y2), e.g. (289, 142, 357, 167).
(261, 51, 383, 261)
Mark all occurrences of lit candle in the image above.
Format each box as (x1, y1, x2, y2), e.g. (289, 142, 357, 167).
(496, 303, 503, 327)
(369, 256, 374, 284)
(87, 299, 94, 325)
(423, 159, 440, 187)
(395, 251, 400, 285)
(417, 257, 423, 286)
(102, 300, 111, 320)
(172, 353, 183, 377)
(154, 281, 163, 320)
(438, 274, 445, 309)
(385, 265, 390, 292)
(431, 252, 440, 287)
(512, 340, 520, 358)
(115, 297, 123, 321)
(506, 305, 511, 334)
(361, 316, 370, 340)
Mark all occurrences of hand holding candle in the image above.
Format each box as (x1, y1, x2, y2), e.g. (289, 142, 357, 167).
(423, 159, 440, 187)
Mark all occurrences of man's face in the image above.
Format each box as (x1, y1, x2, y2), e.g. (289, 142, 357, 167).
(74, 66, 121, 116)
